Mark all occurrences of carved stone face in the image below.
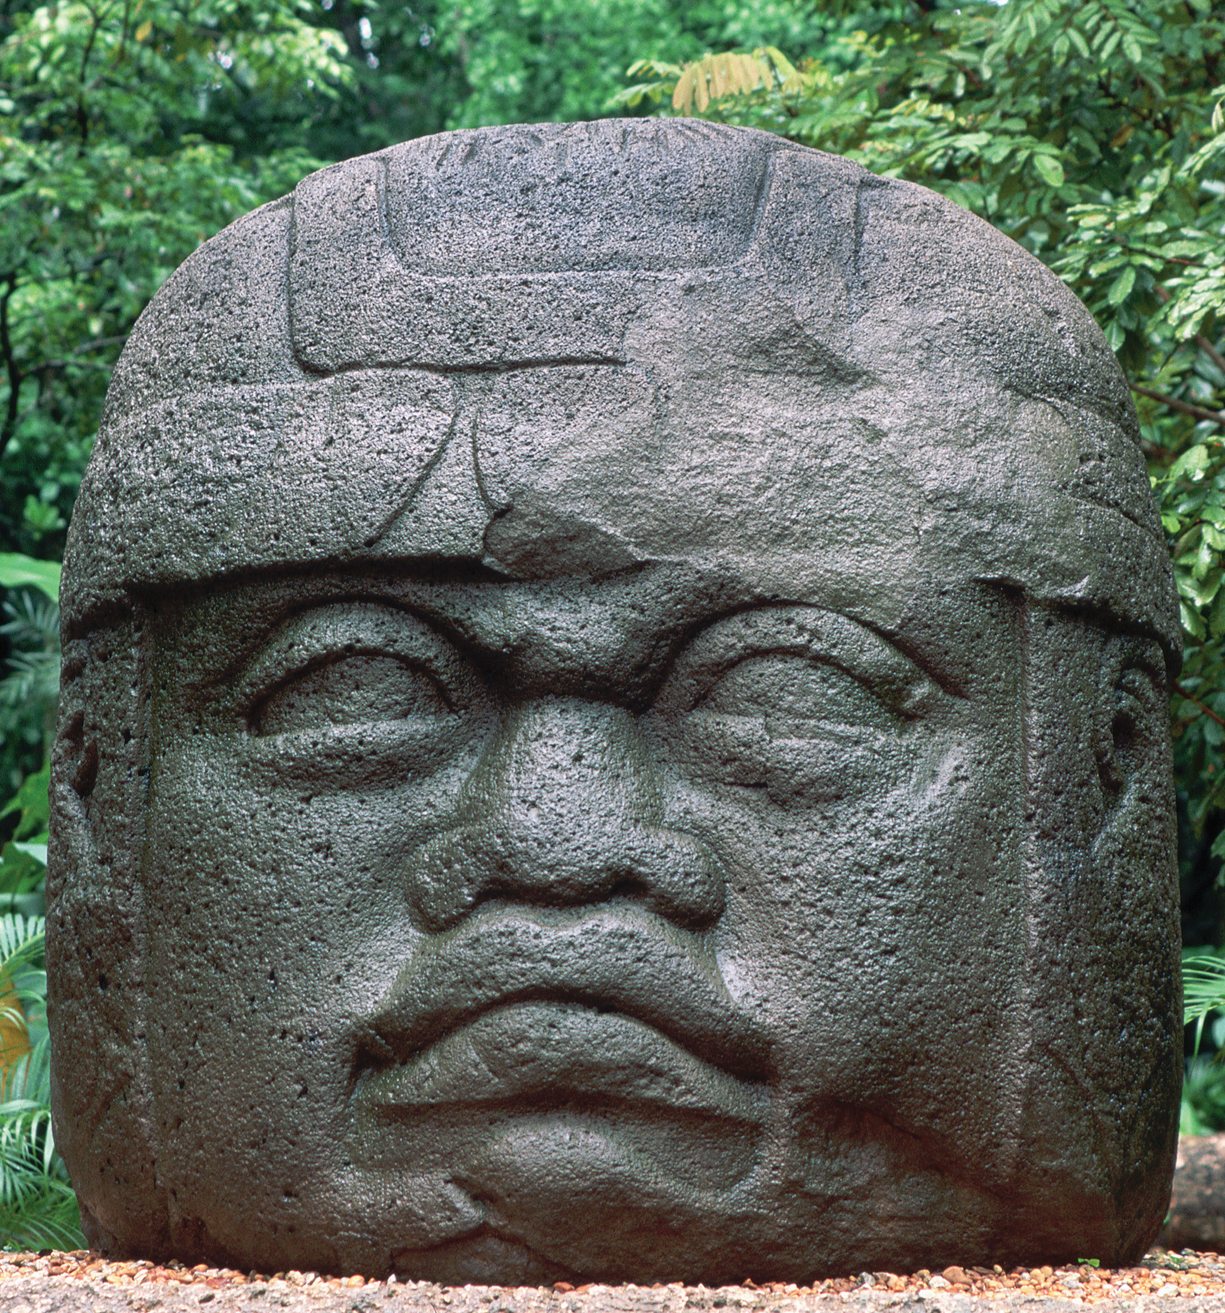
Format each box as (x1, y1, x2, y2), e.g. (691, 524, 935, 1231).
(49, 121, 1182, 1283)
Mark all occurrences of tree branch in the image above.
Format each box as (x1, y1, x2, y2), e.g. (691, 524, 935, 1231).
(1175, 682, 1225, 730)
(1132, 384, 1225, 426)
(117, 0, 132, 63)
(0, 275, 21, 460)
(33, 335, 127, 374)
(75, 1, 105, 145)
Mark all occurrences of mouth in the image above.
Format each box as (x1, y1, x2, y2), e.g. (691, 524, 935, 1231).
(360, 999, 767, 1126)
(352, 903, 770, 1121)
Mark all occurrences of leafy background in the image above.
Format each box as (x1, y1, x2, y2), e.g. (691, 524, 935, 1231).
(1, 0, 1223, 1245)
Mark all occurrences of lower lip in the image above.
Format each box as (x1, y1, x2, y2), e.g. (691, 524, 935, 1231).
(356, 1000, 766, 1125)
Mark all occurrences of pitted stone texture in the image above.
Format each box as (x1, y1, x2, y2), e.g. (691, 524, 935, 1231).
(49, 119, 1181, 1285)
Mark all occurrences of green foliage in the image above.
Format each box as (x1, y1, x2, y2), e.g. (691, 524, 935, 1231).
(0, 555, 59, 602)
(0, 912, 84, 1251)
(1184, 948, 1225, 1048)
(0, 557, 60, 797)
(1178, 948, 1225, 1133)
(624, 0, 1225, 928)
(0, 569, 59, 800)
(0, 764, 50, 902)
(371, 0, 829, 133)
(434, 0, 691, 129)
(0, 732, 70, 1245)
(0, 0, 354, 561)
(1182, 1052, 1225, 1136)
(270, 1, 837, 162)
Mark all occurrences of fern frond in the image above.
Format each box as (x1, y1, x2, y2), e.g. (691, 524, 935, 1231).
(0, 652, 58, 709)
(1183, 951, 1225, 1057)
(0, 916, 44, 982)
(0, 1180, 84, 1252)
(0, 1115, 54, 1200)
(0, 592, 59, 652)
(1184, 953, 1225, 1024)
(665, 48, 812, 115)
(3, 1036, 52, 1107)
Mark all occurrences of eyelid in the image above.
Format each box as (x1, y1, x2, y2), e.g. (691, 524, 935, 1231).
(657, 605, 945, 721)
(227, 601, 475, 724)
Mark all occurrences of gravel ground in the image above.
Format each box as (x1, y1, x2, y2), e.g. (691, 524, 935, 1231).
(3, 1250, 1225, 1312)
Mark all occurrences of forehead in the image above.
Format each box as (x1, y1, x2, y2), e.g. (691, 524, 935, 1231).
(131, 363, 1032, 697)
(90, 358, 1065, 575)
(464, 362, 926, 580)
(135, 363, 1075, 710)
(73, 355, 1177, 667)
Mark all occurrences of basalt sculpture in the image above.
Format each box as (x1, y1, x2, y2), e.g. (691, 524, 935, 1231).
(48, 119, 1181, 1284)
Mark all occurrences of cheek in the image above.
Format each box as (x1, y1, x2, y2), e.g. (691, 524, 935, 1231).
(141, 747, 450, 1181)
(144, 737, 476, 977)
(146, 748, 391, 989)
(669, 733, 1025, 1069)
(144, 753, 351, 1134)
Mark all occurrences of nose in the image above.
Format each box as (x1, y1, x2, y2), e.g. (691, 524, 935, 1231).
(406, 697, 724, 933)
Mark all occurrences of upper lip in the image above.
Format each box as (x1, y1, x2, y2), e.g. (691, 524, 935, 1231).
(357, 903, 771, 1086)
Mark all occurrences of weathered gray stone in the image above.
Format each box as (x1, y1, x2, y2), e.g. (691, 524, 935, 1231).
(48, 119, 1182, 1283)
(1163, 1134, 1225, 1252)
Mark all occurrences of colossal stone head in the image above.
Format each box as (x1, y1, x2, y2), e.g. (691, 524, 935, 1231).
(49, 119, 1181, 1283)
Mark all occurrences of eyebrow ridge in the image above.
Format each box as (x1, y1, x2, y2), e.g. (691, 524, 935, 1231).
(667, 599, 966, 701)
(207, 594, 465, 694)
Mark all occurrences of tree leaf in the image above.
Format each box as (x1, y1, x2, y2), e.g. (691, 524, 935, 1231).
(1033, 153, 1065, 187)
(0, 557, 60, 603)
(671, 64, 695, 113)
(1172, 444, 1212, 482)
(1108, 264, 1137, 305)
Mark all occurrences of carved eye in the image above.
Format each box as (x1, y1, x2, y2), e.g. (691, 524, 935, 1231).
(252, 653, 452, 737)
(698, 652, 897, 733)
(650, 608, 941, 808)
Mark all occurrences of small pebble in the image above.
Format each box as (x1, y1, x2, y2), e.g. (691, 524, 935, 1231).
(2, 1248, 1225, 1303)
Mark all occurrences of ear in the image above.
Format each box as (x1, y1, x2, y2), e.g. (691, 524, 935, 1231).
(1092, 636, 1171, 829)
(1009, 607, 1179, 1260)
(47, 618, 172, 1253)
(1087, 633, 1181, 1254)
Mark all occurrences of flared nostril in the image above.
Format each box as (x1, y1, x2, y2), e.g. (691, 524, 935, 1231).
(407, 831, 466, 933)
(406, 816, 725, 933)
(633, 826, 725, 930)
(607, 875, 649, 902)
(401, 698, 726, 932)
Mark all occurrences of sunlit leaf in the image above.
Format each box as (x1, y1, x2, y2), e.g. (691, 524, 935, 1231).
(1108, 265, 1136, 305)
(0, 557, 59, 603)
(1033, 153, 1065, 188)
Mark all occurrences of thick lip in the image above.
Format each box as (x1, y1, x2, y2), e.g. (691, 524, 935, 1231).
(354, 903, 772, 1100)
(359, 1000, 769, 1125)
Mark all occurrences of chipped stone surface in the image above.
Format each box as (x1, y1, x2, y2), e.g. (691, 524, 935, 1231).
(49, 120, 1182, 1283)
